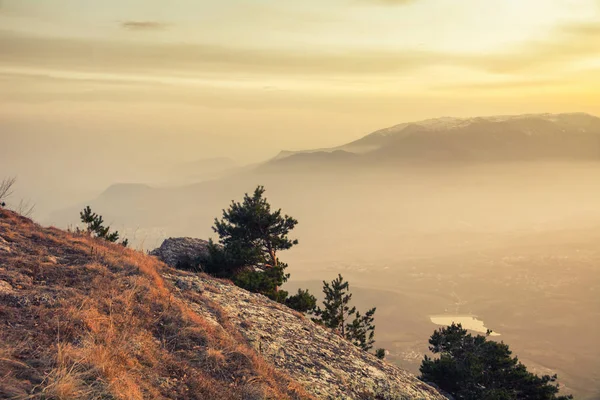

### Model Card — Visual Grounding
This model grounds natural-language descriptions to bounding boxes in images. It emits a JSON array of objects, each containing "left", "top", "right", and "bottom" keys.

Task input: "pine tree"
[
  {"left": 205, "top": 186, "right": 298, "bottom": 295},
  {"left": 79, "top": 206, "right": 128, "bottom": 247},
  {"left": 313, "top": 274, "right": 356, "bottom": 337},
  {"left": 420, "top": 323, "right": 573, "bottom": 400},
  {"left": 213, "top": 186, "right": 298, "bottom": 272},
  {"left": 314, "top": 274, "right": 382, "bottom": 354},
  {"left": 346, "top": 307, "right": 377, "bottom": 351}
]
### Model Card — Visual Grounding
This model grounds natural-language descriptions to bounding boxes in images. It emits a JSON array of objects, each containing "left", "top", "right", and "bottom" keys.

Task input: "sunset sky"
[{"left": 1, "top": 0, "right": 600, "bottom": 205}]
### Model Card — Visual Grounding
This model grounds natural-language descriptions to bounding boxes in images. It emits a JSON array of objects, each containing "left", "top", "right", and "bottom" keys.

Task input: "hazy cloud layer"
[
  {"left": 1, "top": 19, "right": 599, "bottom": 80},
  {"left": 365, "top": 0, "right": 416, "bottom": 5},
  {"left": 470, "top": 22, "right": 600, "bottom": 74},
  {"left": 121, "top": 21, "right": 168, "bottom": 31},
  {"left": 0, "top": 30, "right": 444, "bottom": 76}
]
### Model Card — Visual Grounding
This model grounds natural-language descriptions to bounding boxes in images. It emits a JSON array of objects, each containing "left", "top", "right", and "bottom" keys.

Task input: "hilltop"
[{"left": 0, "top": 208, "right": 445, "bottom": 400}]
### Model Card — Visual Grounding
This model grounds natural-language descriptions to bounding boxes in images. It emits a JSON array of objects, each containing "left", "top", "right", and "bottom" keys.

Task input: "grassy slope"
[{"left": 0, "top": 209, "right": 312, "bottom": 400}]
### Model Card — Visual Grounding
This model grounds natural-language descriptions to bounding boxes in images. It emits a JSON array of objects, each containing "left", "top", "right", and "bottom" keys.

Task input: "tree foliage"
[
  {"left": 314, "top": 274, "right": 356, "bottom": 335},
  {"left": 420, "top": 323, "right": 573, "bottom": 400},
  {"left": 313, "top": 274, "right": 379, "bottom": 352},
  {"left": 212, "top": 185, "right": 298, "bottom": 273},
  {"left": 200, "top": 186, "right": 314, "bottom": 309},
  {"left": 284, "top": 289, "right": 317, "bottom": 313},
  {"left": 198, "top": 239, "right": 246, "bottom": 277},
  {"left": 346, "top": 308, "right": 377, "bottom": 351},
  {"left": 80, "top": 206, "right": 128, "bottom": 247},
  {"left": 233, "top": 264, "right": 289, "bottom": 302}
]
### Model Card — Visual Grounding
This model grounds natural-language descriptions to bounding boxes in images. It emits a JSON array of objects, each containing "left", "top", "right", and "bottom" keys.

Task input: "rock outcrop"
[
  {"left": 150, "top": 237, "right": 209, "bottom": 267},
  {"left": 167, "top": 272, "right": 446, "bottom": 400}
]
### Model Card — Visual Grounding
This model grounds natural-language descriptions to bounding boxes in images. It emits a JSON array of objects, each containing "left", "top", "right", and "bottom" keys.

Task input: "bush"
[
  {"left": 197, "top": 240, "right": 245, "bottom": 277},
  {"left": 233, "top": 264, "right": 289, "bottom": 302},
  {"left": 284, "top": 289, "right": 317, "bottom": 313}
]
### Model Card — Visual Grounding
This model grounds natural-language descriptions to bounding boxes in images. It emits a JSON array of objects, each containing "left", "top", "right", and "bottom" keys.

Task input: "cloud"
[
  {"left": 0, "top": 29, "right": 443, "bottom": 77},
  {"left": 466, "top": 22, "right": 600, "bottom": 74},
  {"left": 121, "top": 21, "right": 168, "bottom": 31},
  {"left": 365, "top": 0, "right": 416, "bottom": 5},
  {"left": 431, "top": 78, "right": 569, "bottom": 92},
  {"left": 1, "top": 18, "right": 599, "bottom": 83}
]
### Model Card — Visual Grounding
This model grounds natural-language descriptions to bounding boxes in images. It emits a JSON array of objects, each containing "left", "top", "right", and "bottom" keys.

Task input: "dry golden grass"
[{"left": 0, "top": 209, "right": 313, "bottom": 400}]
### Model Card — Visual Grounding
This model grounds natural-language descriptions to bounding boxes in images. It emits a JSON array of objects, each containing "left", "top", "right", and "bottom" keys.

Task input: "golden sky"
[{"left": 1, "top": 0, "right": 600, "bottom": 163}]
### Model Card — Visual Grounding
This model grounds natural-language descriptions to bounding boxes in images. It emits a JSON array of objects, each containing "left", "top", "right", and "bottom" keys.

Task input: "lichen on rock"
[{"left": 165, "top": 272, "right": 447, "bottom": 400}]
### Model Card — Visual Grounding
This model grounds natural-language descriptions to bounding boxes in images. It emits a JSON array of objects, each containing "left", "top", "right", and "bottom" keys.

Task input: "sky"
[{"left": 1, "top": 0, "right": 600, "bottom": 210}]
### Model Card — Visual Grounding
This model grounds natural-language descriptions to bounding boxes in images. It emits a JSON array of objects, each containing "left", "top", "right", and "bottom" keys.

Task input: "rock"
[
  {"left": 165, "top": 272, "right": 448, "bottom": 400},
  {"left": 150, "top": 237, "right": 209, "bottom": 267},
  {"left": 0, "top": 236, "right": 10, "bottom": 253},
  {"left": 175, "top": 276, "right": 204, "bottom": 292},
  {"left": 0, "top": 279, "right": 14, "bottom": 294}
]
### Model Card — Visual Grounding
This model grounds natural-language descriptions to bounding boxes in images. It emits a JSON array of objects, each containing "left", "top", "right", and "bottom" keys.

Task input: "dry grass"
[{"left": 0, "top": 209, "right": 313, "bottom": 400}]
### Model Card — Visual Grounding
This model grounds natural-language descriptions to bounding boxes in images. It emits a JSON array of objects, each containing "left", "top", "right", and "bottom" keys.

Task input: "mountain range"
[{"left": 265, "top": 113, "right": 600, "bottom": 169}]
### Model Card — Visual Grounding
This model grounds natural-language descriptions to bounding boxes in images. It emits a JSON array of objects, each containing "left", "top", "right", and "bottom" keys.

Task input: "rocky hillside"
[{"left": 0, "top": 208, "right": 445, "bottom": 400}]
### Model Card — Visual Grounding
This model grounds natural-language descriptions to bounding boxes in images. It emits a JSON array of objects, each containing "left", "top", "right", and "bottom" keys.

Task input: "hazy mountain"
[
  {"left": 163, "top": 157, "right": 242, "bottom": 185},
  {"left": 272, "top": 113, "right": 600, "bottom": 167}
]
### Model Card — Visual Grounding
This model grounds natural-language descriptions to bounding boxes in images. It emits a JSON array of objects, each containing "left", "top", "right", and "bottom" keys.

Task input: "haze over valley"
[{"left": 28, "top": 113, "right": 600, "bottom": 399}]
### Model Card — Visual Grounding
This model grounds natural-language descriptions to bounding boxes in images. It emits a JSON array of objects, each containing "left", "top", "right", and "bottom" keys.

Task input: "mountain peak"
[{"left": 369, "top": 112, "right": 598, "bottom": 138}]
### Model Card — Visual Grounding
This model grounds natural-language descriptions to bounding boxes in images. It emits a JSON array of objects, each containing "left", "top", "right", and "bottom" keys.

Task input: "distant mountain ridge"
[{"left": 270, "top": 113, "right": 600, "bottom": 167}]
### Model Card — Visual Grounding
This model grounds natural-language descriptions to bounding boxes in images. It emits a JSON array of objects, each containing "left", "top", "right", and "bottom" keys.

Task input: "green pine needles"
[
  {"left": 420, "top": 323, "right": 573, "bottom": 400},
  {"left": 80, "top": 206, "right": 128, "bottom": 247},
  {"left": 313, "top": 274, "right": 378, "bottom": 352}
]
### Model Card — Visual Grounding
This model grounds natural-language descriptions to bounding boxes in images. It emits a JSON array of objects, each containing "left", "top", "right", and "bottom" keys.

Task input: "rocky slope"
[
  {"left": 166, "top": 272, "right": 444, "bottom": 399},
  {"left": 0, "top": 208, "right": 445, "bottom": 400}
]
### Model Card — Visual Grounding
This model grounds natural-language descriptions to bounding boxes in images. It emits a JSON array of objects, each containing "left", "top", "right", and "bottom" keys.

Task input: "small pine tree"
[
  {"left": 313, "top": 274, "right": 356, "bottom": 337},
  {"left": 313, "top": 274, "right": 379, "bottom": 352},
  {"left": 375, "top": 348, "right": 386, "bottom": 360},
  {"left": 80, "top": 206, "right": 128, "bottom": 247},
  {"left": 346, "top": 307, "right": 377, "bottom": 351}
]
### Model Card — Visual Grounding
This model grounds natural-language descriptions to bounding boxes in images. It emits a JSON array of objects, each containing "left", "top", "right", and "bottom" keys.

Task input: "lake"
[{"left": 429, "top": 315, "right": 501, "bottom": 336}]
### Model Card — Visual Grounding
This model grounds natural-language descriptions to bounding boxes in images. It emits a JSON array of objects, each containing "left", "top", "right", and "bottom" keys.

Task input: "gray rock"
[
  {"left": 175, "top": 276, "right": 204, "bottom": 292},
  {"left": 150, "top": 237, "right": 209, "bottom": 267},
  {"left": 164, "top": 272, "right": 448, "bottom": 400}
]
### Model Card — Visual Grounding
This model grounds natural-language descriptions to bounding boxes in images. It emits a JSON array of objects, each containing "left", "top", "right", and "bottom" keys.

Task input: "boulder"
[{"left": 150, "top": 237, "right": 209, "bottom": 267}]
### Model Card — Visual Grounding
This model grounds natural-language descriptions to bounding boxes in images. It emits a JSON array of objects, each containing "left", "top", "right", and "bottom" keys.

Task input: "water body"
[{"left": 430, "top": 315, "right": 501, "bottom": 336}]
